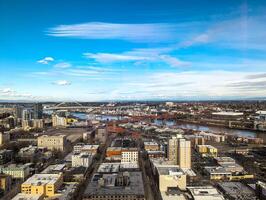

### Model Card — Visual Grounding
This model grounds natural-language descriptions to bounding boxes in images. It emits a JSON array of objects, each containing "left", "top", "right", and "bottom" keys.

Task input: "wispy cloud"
[
  {"left": 245, "top": 73, "right": 266, "bottom": 79},
  {"left": 48, "top": 22, "right": 178, "bottom": 42},
  {"left": 37, "top": 57, "right": 54, "bottom": 64},
  {"left": 54, "top": 62, "right": 72, "bottom": 68},
  {"left": 84, "top": 48, "right": 190, "bottom": 68},
  {"left": 52, "top": 80, "right": 71, "bottom": 86},
  {"left": 0, "top": 88, "right": 34, "bottom": 99}
]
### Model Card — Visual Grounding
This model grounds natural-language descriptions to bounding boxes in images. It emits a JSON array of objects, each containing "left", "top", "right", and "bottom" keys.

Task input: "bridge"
[{"left": 44, "top": 102, "right": 99, "bottom": 112}]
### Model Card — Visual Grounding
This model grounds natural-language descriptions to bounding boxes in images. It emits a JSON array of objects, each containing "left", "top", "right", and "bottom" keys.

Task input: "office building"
[
  {"left": 21, "top": 173, "right": 63, "bottom": 197},
  {"left": 0, "top": 149, "right": 13, "bottom": 164},
  {"left": 0, "top": 174, "right": 11, "bottom": 193},
  {"left": 95, "top": 126, "right": 108, "bottom": 143},
  {"left": 37, "top": 135, "right": 66, "bottom": 151},
  {"left": 218, "top": 182, "right": 256, "bottom": 200},
  {"left": 72, "top": 152, "right": 94, "bottom": 168},
  {"left": 187, "top": 186, "right": 225, "bottom": 200},
  {"left": 121, "top": 148, "right": 138, "bottom": 163},
  {"left": 0, "top": 164, "right": 30, "bottom": 180},
  {"left": 32, "top": 119, "right": 44, "bottom": 129},
  {"left": 73, "top": 143, "right": 99, "bottom": 154},
  {"left": 12, "top": 193, "right": 43, "bottom": 200},
  {"left": 0, "top": 132, "right": 10, "bottom": 145},
  {"left": 22, "top": 109, "right": 33, "bottom": 121},
  {"left": 197, "top": 145, "right": 218, "bottom": 157},
  {"left": 83, "top": 171, "right": 145, "bottom": 200},
  {"left": 168, "top": 135, "right": 191, "bottom": 169},
  {"left": 144, "top": 141, "right": 160, "bottom": 151},
  {"left": 33, "top": 103, "right": 43, "bottom": 119},
  {"left": 52, "top": 115, "right": 67, "bottom": 127}
]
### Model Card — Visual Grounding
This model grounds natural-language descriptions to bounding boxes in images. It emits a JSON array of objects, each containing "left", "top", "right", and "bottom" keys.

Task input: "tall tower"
[
  {"left": 33, "top": 103, "right": 43, "bottom": 119},
  {"left": 178, "top": 138, "right": 191, "bottom": 169},
  {"left": 167, "top": 134, "right": 191, "bottom": 169}
]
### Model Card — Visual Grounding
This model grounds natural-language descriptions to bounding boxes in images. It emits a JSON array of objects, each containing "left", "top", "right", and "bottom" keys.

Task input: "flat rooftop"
[
  {"left": 12, "top": 193, "right": 43, "bottom": 200},
  {"left": 23, "top": 173, "right": 61, "bottom": 186},
  {"left": 215, "top": 157, "right": 235, "bottom": 164},
  {"left": 144, "top": 141, "right": 159, "bottom": 146},
  {"left": 83, "top": 171, "right": 144, "bottom": 197},
  {"left": 187, "top": 186, "right": 225, "bottom": 200},
  {"left": 157, "top": 166, "right": 184, "bottom": 176},
  {"left": 41, "top": 164, "right": 66, "bottom": 173},
  {"left": 218, "top": 182, "right": 256, "bottom": 200}
]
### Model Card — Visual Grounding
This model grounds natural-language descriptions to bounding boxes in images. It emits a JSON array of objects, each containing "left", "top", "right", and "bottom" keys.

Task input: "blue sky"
[{"left": 1, "top": 0, "right": 266, "bottom": 101}]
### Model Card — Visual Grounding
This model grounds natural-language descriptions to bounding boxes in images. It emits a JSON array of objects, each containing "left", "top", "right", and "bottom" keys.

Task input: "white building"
[
  {"left": 72, "top": 153, "right": 94, "bottom": 168},
  {"left": 52, "top": 115, "right": 67, "bottom": 127},
  {"left": 187, "top": 186, "right": 225, "bottom": 200},
  {"left": 121, "top": 148, "right": 138, "bottom": 163},
  {"left": 37, "top": 135, "right": 66, "bottom": 151},
  {"left": 0, "top": 164, "right": 30, "bottom": 180}
]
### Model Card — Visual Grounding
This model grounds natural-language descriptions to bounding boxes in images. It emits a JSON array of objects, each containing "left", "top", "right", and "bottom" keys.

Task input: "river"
[
  {"left": 71, "top": 113, "right": 266, "bottom": 140},
  {"left": 153, "top": 119, "right": 266, "bottom": 141}
]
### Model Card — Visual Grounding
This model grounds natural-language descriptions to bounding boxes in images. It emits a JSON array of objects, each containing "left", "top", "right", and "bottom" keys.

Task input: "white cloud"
[
  {"left": 54, "top": 62, "right": 72, "bottom": 68},
  {"left": 52, "top": 80, "right": 71, "bottom": 86},
  {"left": 84, "top": 53, "right": 151, "bottom": 63},
  {"left": 100, "top": 70, "right": 266, "bottom": 100},
  {"left": 159, "top": 55, "right": 190, "bottom": 67},
  {"left": 48, "top": 22, "right": 178, "bottom": 42},
  {"left": 0, "top": 88, "right": 34, "bottom": 99},
  {"left": 1, "top": 88, "right": 13, "bottom": 94},
  {"left": 84, "top": 48, "right": 189, "bottom": 68},
  {"left": 37, "top": 57, "right": 54, "bottom": 64}
]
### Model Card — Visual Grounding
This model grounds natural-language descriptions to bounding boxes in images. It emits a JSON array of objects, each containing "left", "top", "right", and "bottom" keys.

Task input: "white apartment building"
[
  {"left": 0, "top": 164, "right": 30, "bottom": 180},
  {"left": 121, "top": 148, "right": 138, "bottom": 163},
  {"left": 37, "top": 135, "right": 66, "bottom": 151},
  {"left": 72, "top": 153, "right": 94, "bottom": 168},
  {"left": 52, "top": 115, "right": 67, "bottom": 127}
]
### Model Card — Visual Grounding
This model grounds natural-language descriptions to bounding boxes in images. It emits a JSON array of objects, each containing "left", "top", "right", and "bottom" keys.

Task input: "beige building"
[
  {"left": 0, "top": 132, "right": 10, "bottom": 145},
  {"left": 21, "top": 173, "right": 63, "bottom": 197},
  {"left": 52, "top": 115, "right": 67, "bottom": 127},
  {"left": 95, "top": 126, "right": 108, "bottom": 143},
  {"left": 144, "top": 141, "right": 160, "bottom": 151},
  {"left": 32, "top": 119, "right": 44, "bottom": 129},
  {"left": 197, "top": 145, "right": 218, "bottom": 157},
  {"left": 168, "top": 135, "right": 191, "bottom": 169},
  {"left": 178, "top": 139, "right": 191, "bottom": 169},
  {"left": 167, "top": 134, "right": 181, "bottom": 163},
  {"left": 157, "top": 166, "right": 187, "bottom": 191},
  {"left": 121, "top": 148, "right": 138, "bottom": 164},
  {"left": 0, "top": 174, "right": 12, "bottom": 193},
  {"left": 37, "top": 135, "right": 66, "bottom": 151}
]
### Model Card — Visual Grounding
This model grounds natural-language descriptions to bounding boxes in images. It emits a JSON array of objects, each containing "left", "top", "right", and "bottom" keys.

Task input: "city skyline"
[{"left": 1, "top": 0, "right": 266, "bottom": 101}]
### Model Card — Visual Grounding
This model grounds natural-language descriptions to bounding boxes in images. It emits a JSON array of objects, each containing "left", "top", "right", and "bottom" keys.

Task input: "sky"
[{"left": 1, "top": 0, "right": 266, "bottom": 101}]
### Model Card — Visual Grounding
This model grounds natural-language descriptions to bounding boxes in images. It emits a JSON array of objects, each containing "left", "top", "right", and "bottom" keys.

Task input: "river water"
[
  {"left": 153, "top": 119, "right": 266, "bottom": 141},
  {"left": 71, "top": 112, "right": 266, "bottom": 140}
]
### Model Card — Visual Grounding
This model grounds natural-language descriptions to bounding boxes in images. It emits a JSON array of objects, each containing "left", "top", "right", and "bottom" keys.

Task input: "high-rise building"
[
  {"left": 22, "top": 109, "right": 33, "bottom": 121},
  {"left": 167, "top": 134, "right": 191, "bottom": 169},
  {"left": 52, "top": 115, "right": 67, "bottom": 127},
  {"left": 0, "top": 132, "right": 10, "bottom": 146},
  {"left": 15, "top": 106, "right": 23, "bottom": 119},
  {"left": 177, "top": 138, "right": 191, "bottom": 169},
  {"left": 33, "top": 103, "right": 43, "bottom": 119},
  {"left": 167, "top": 134, "right": 182, "bottom": 164}
]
